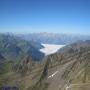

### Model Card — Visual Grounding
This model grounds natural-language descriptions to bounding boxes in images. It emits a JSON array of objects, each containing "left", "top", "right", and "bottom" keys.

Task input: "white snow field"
[{"left": 40, "top": 44, "right": 65, "bottom": 56}]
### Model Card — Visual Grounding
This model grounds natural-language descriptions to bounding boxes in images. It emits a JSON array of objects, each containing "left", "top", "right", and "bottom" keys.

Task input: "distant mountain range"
[
  {"left": 17, "top": 32, "right": 90, "bottom": 44},
  {"left": 0, "top": 33, "right": 44, "bottom": 62}
]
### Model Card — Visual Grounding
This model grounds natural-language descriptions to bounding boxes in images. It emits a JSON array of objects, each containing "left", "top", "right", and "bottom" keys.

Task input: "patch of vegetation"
[{"left": 28, "top": 82, "right": 49, "bottom": 90}]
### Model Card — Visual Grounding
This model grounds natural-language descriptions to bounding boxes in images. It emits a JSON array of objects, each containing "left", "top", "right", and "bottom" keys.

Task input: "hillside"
[
  {"left": 42, "top": 40, "right": 90, "bottom": 90},
  {"left": 27, "top": 40, "right": 90, "bottom": 90},
  {"left": 0, "top": 33, "right": 44, "bottom": 88},
  {"left": 0, "top": 39, "right": 90, "bottom": 90},
  {"left": 0, "top": 34, "right": 44, "bottom": 61},
  {"left": 0, "top": 53, "right": 5, "bottom": 62}
]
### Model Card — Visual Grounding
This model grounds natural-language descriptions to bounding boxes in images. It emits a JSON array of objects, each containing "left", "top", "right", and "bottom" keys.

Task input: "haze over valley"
[{"left": 40, "top": 44, "right": 65, "bottom": 56}]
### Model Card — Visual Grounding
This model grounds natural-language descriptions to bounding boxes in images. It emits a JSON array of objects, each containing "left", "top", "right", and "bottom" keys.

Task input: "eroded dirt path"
[{"left": 47, "top": 60, "right": 75, "bottom": 90}]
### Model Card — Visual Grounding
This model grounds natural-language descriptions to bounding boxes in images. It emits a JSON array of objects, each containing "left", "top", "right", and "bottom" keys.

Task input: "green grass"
[
  {"left": 27, "top": 82, "right": 49, "bottom": 90},
  {"left": 0, "top": 61, "right": 14, "bottom": 87},
  {"left": 70, "top": 67, "right": 90, "bottom": 90},
  {"left": 71, "top": 83, "right": 90, "bottom": 90}
]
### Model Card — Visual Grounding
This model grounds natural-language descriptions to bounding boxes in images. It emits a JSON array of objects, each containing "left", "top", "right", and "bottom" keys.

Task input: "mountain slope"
[
  {"left": 0, "top": 53, "right": 5, "bottom": 62},
  {"left": 43, "top": 40, "right": 90, "bottom": 90},
  {"left": 14, "top": 40, "right": 90, "bottom": 90},
  {"left": 0, "top": 39, "right": 90, "bottom": 90},
  {"left": 0, "top": 34, "right": 44, "bottom": 61}
]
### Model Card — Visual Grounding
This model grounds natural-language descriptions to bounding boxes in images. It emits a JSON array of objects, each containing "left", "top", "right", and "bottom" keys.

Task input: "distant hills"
[
  {"left": 17, "top": 32, "right": 90, "bottom": 44},
  {"left": 0, "top": 33, "right": 44, "bottom": 61},
  {"left": 58, "top": 40, "right": 90, "bottom": 55}
]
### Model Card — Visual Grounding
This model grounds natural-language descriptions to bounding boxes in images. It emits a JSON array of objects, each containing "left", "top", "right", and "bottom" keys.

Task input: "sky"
[{"left": 0, "top": 0, "right": 90, "bottom": 34}]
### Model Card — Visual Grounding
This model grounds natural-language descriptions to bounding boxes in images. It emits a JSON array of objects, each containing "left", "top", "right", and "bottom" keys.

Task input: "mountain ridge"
[{"left": 17, "top": 33, "right": 90, "bottom": 44}]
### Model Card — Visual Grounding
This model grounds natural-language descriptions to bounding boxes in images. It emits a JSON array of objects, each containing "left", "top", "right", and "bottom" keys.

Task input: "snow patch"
[{"left": 48, "top": 71, "right": 59, "bottom": 78}]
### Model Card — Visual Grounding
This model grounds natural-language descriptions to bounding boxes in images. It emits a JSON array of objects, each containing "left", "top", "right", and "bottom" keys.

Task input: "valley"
[{"left": 0, "top": 33, "right": 90, "bottom": 90}]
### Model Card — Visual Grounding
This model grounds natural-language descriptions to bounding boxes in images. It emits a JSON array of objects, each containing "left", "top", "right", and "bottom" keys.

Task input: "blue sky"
[{"left": 0, "top": 0, "right": 90, "bottom": 34}]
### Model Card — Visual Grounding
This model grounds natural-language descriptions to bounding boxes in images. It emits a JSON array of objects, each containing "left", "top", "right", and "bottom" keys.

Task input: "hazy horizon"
[{"left": 1, "top": 32, "right": 90, "bottom": 36}]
